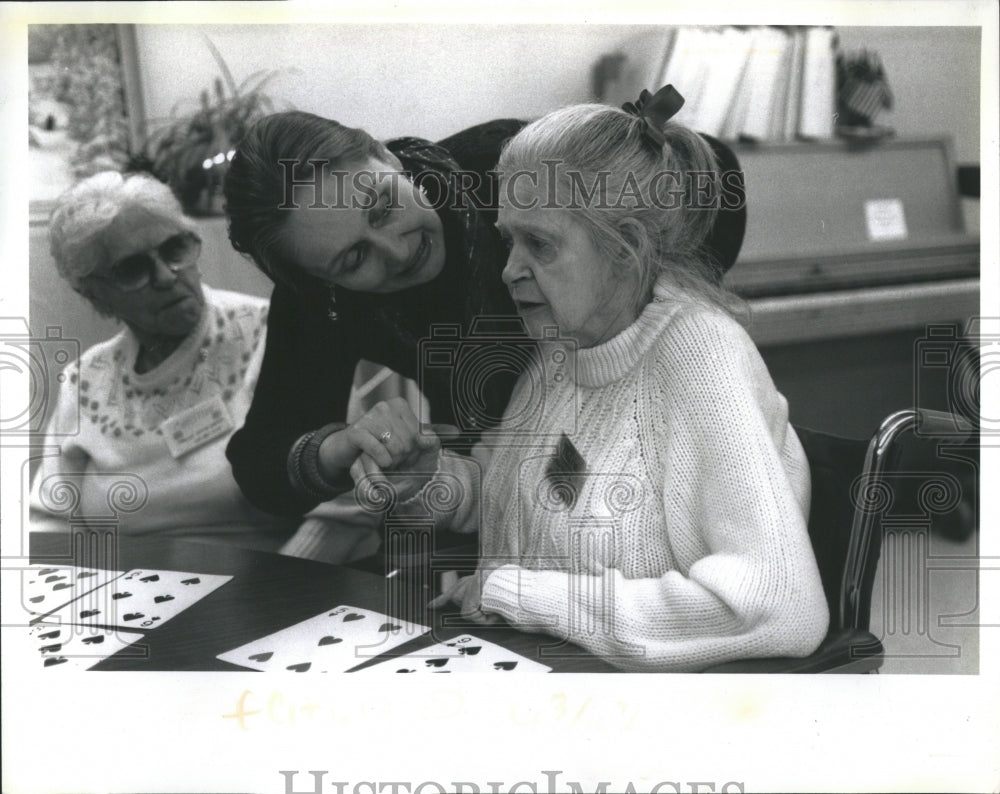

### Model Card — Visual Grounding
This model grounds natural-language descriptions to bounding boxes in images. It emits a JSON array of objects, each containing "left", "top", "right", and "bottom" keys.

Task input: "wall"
[
  {"left": 836, "top": 26, "right": 980, "bottom": 164},
  {"left": 134, "top": 23, "right": 982, "bottom": 238},
  {"left": 135, "top": 24, "right": 649, "bottom": 143},
  {"left": 134, "top": 25, "right": 981, "bottom": 161}
]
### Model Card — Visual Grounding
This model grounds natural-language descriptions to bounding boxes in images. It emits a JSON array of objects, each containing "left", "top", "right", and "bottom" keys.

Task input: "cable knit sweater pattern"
[
  {"left": 434, "top": 279, "right": 829, "bottom": 671},
  {"left": 30, "top": 286, "right": 293, "bottom": 550}
]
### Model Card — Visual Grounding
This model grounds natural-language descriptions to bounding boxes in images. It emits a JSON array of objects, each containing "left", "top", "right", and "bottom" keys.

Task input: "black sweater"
[
  {"left": 226, "top": 120, "right": 527, "bottom": 516},
  {"left": 226, "top": 120, "right": 746, "bottom": 517}
]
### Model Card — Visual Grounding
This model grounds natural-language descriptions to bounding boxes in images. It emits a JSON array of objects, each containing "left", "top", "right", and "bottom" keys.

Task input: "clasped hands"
[
  {"left": 316, "top": 397, "right": 500, "bottom": 623},
  {"left": 317, "top": 397, "right": 444, "bottom": 502}
]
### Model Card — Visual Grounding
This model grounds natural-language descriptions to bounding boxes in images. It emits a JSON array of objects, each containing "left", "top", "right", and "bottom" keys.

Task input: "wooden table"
[{"left": 28, "top": 532, "right": 618, "bottom": 673}]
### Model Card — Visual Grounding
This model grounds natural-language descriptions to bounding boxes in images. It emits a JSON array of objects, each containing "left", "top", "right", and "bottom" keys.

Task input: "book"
[
  {"left": 737, "top": 26, "right": 791, "bottom": 141},
  {"left": 658, "top": 26, "right": 712, "bottom": 129},
  {"left": 694, "top": 26, "right": 755, "bottom": 137},
  {"left": 798, "top": 26, "right": 837, "bottom": 139},
  {"left": 781, "top": 27, "right": 809, "bottom": 142},
  {"left": 767, "top": 28, "right": 796, "bottom": 141}
]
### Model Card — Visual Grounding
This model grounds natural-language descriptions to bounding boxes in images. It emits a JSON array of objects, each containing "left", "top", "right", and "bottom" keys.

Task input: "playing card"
[
  {"left": 16, "top": 565, "right": 124, "bottom": 619},
  {"left": 42, "top": 568, "right": 231, "bottom": 630},
  {"left": 217, "top": 605, "right": 430, "bottom": 672},
  {"left": 28, "top": 622, "right": 146, "bottom": 671},
  {"left": 359, "top": 633, "right": 553, "bottom": 673}
]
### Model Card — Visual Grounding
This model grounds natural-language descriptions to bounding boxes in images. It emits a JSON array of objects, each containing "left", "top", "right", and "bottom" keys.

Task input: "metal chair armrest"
[{"left": 841, "top": 407, "right": 973, "bottom": 629}]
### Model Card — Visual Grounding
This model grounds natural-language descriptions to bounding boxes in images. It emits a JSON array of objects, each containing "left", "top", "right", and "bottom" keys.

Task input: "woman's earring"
[{"left": 327, "top": 284, "right": 338, "bottom": 322}]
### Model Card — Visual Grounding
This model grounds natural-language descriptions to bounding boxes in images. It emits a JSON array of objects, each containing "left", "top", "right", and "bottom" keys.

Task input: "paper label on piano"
[
  {"left": 161, "top": 394, "right": 234, "bottom": 458},
  {"left": 864, "top": 198, "right": 908, "bottom": 241}
]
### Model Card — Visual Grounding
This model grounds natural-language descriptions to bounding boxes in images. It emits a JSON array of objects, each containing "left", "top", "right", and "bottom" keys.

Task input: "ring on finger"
[{"left": 378, "top": 430, "right": 392, "bottom": 444}]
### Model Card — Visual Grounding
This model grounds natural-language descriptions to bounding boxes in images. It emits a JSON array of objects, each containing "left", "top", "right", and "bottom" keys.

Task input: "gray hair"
[
  {"left": 497, "top": 104, "right": 738, "bottom": 314},
  {"left": 49, "top": 171, "right": 194, "bottom": 293}
]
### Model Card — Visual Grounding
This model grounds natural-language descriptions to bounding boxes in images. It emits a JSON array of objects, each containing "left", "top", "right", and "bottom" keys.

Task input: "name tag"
[{"left": 161, "top": 395, "right": 234, "bottom": 458}]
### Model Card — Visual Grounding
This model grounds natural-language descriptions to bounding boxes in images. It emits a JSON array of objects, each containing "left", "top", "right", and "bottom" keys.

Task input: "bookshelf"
[{"left": 599, "top": 26, "right": 842, "bottom": 144}]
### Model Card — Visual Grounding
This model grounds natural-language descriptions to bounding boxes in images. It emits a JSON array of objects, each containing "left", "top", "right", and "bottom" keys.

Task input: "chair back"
[
  {"left": 793, "top": 426, "right": 874, "bottom": 630},
  {"left": 798, "top": 408, "right": 976, "bottom": 634},
  {"left": 707, "top": 408, "right": 973, "bottom": 673}
]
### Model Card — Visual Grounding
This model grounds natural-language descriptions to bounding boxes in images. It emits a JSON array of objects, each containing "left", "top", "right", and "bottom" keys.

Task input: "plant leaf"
[{"left": 202, "top": 34, "right": 238, "bottom": 97}]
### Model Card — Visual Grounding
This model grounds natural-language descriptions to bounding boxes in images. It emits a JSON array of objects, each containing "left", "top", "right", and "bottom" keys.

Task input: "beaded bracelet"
[{"left": 287, "top": 422, "right": 352, "bottom": 500}]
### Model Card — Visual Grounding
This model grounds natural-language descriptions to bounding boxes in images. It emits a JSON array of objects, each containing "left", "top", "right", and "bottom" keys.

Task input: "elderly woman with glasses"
[{"left": 29, "top": 170, "right": 295, "bottom": 550}]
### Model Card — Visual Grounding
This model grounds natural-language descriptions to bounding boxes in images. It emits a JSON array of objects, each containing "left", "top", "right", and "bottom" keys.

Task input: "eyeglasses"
[{"left": 96, "top": 232, "right": 202, "bottom": 292}]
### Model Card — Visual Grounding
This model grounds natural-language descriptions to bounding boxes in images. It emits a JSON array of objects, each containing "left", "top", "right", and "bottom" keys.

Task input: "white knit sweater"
[
  {"left": 29, "top": 286, "right": 294, "bottom": 551},
  {"left": 434, "top": 278, "right": 829, "bottom": 671}
]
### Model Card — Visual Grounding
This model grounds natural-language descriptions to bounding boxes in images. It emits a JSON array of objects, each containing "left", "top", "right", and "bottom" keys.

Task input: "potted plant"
[{"left": 138, "top": 40, "right": 290, "bottom": 216}]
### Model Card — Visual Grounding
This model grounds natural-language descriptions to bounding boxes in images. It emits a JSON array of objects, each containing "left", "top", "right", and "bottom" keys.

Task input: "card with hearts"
[
  {"left": 359, "top": 633, "right": 553, "bottom": 673},
  {"left": 217, "top": 605, "right": 430, "bottom": 673},
  {"left": 28, "top": 622, "right": 146, "bottom": 671},
  {"left": 40, "top": 568, "right": 231, "bottom": 630},
  {"left": 17, "top": 565, "right": 125, "bottom": 619}
]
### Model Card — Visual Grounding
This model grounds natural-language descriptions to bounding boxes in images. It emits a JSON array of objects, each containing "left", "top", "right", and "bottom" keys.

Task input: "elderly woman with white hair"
[
  {"left": 353, "top": 88, "right": 830, "bottom": 671},
  {"left": 30, "top": 170, "right": 295, "bottom": 550}
]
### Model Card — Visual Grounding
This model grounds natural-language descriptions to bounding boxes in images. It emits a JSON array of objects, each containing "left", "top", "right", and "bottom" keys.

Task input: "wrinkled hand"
[
  {"left": 350, "top": 444, "right": 441, "bottom": 504},
  {"left": 428, "top": 569, "right": 504, "bottom": 625},
  {"left": 318, "top": 398, "right": 440, "bottom": 490}
]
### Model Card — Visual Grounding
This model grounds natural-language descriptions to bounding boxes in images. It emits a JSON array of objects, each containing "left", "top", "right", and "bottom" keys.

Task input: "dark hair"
[{"left": 224, "top": 110, "right": 390, "bottom": 290}]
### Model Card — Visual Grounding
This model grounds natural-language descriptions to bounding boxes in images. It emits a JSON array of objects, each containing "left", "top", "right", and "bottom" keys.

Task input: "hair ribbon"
[{"left": 621, "top": 85, "right": 685, "bottom": 149}]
